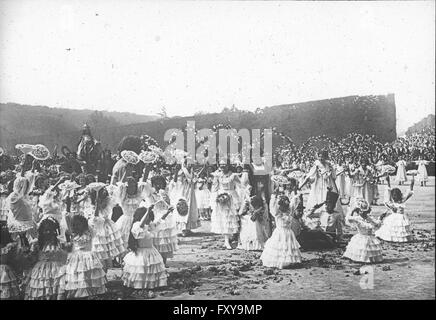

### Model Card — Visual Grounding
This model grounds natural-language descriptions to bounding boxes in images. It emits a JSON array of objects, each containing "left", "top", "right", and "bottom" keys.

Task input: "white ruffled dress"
[
  {"left": 210, "top": 172, "right": 240, "bottom": 235},
  {"left": 237, "top": 202, "right": 268, "bottom": 251},
  {"left": 0, "top": 243, "right": 20, "bottom": 300},
  {"left": 24, "top": 244, "right": 68, "bottom": 300},
  {"left": 115, "top": 182, "right": 152, "bottom": 250},
  {"left": 62, "top": 231, "right": 107, "bottom": 299},
  {"left": 195, "top": 178, "right": 211, "bottom": 210},
  {"left": 343, "top": 216, "right": 383, "bottom": 263},
  {"left": 122, "top": 222, "right": 168, "bottom": 289},
  {"left": 89, "top": 203, "right": 126, "bottom": 260},
  {"left": 375, "top": 194, "right": 413, "bottom": 243},
  {"left": 260, "top": 201, "right": 302, "bottom": 268}
]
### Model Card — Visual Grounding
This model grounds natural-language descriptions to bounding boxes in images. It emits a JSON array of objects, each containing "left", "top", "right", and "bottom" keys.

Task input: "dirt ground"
[{"left": 101, "top": 178, "right": 435, "bottom": 300}]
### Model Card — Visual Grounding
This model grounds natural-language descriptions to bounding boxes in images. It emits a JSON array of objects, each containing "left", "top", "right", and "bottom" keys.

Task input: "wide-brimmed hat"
[
  {"left": 15, "top": 144, "right": 35, "bottom": 155},
  {"left": 87, "top": 182, "right": 106, "bottom": 192},
  {"left": 271, "top": 174, "right": 289, "bottom": 185},
  {"left": 30, "top": 144, "right": 50, "bottom": 160},
  {"left": 139, "top": 150, "right": 158, "bottom": 164},
  {"left": 121, "top": 150, "right": 140, "bottom": 165}
]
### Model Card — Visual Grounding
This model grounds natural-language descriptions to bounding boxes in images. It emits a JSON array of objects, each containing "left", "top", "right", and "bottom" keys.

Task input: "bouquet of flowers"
[
  {"left": 250, "top": 207, "right": 264, "bottom": 222},
  {"left": 176, "top": 198, "right": 189, "bottom": 217},
  {"left": 216, "top": 192, "right": 231, "bottom": 206}
]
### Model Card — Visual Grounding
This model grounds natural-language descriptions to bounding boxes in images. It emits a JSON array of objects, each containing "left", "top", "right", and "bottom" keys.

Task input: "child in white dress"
[
  {"left": 237, "top": 195, "right": 268, "bottom": 251},
  {"left": 375, "top": 176, "right": 414, "bottom": 243},
  {"left": 261, "top": 195, "right": 302, "bottom": 269},
  {"left": 343, "top": 199, "right": 383, "bottom": 263},
  {"left": 122, "top": 207, "right": 168, "bottom": 299},
  {"left": 415, "top": 157, "right": 429, "bottom": 186},
  {"left": 88, "top": 184, "right": 126, "bottom": 268},
  {"left": 62, "top": 215, "right": 107, "bottom": 299},
  {"left": 211, "top": 162, "right": 241, "bottom": 249},
  {"left": 195, "top": 176, "right": 211, "bottom": 221},
  {"left": 24, "top": 218, "right": 68, "bottom": 300},
  {"left": 395, "top": 158, "right": 407, "bottom": 185},
  {"left": 0, "top": 222, "right": 21, "bottom": 300},
  {"left": 114, "top": 176, "right": 152, "bottom": 250}
]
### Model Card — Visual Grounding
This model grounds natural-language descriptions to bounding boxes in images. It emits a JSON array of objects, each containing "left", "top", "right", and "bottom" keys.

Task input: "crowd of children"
[{"left": 0, "top": 133, "right": 430, "bottom": 300}]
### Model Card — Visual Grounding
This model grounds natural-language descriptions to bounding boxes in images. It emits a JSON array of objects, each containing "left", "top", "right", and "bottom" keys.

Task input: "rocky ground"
[{"left": 97, "top": 178, "right": 435, "bottom": 300}]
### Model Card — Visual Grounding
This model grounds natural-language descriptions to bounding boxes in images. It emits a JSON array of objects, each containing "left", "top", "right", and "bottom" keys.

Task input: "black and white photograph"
[{"left": 0, "top": 0, "right": 434, "bottom": 307}]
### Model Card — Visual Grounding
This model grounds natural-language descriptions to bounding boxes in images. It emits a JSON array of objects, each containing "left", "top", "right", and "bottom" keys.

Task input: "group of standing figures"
[{"left": 0, "top": 139, "right": 430, "bottom": 300}]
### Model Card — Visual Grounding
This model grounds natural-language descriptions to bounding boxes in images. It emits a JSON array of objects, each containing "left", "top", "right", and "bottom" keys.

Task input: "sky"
[{"left": 0, "top": 0, "right": 434, "bottom": 134}]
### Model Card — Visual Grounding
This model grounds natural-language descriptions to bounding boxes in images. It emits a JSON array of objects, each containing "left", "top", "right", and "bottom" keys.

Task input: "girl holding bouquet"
[
  {"left": 168, "top": 161, "right": 200, "bottom": 236},
  {"left": 211, "top": 161, "right": 241, "bottom": 249}
]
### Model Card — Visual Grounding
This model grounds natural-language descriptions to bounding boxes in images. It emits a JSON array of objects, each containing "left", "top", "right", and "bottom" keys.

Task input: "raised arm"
[
  {"left": 142, "top": 164, "right": 151, "bottom": 182},
  {"left": 299, "top": 163, "right": 317, "bottom": 189}
]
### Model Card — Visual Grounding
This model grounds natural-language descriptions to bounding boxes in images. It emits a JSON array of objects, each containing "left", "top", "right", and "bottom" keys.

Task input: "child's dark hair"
[
  {"left": 151, "top": 175, "right": 167, "bottom": 191},
  {"left": 127, "top": 207, "right": 148, "bottom": 254},
  {"left": 111, "top": 205, "right": 124, "bottom": 223},
  {"left": 38, "top": 218, "right": 60, "bottom": 248},
  {"left": 288, "top": 178, "right": 298, "bottom": 189},
  {"left": 390, "top": 188, "right": 403, "bottom": 203},
  {"left": 250, "top": 196, "right": 263, "bottom": 209},
  {"left": 71, "top": 215, "right": 89, "bottom": 236},
  {"left": 90, "top": 188, "right": 109, "bottom": 206},
  {"left": 86, "top": 174, "right": 96, "bottom": 184},
  {"left": 0, "top": 221, "right": 13, "bottom": 248},
  {"left": 278, "top": 195, "right": 290, "bottom": 209}
]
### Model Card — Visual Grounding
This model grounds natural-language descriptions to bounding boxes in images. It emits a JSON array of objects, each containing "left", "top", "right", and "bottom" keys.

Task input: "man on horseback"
[{"left": 77, "top": 123, "right": 102, "bottom": 175}]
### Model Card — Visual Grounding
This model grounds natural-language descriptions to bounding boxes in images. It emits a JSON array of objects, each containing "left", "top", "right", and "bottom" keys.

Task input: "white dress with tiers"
[
  {"left": 210, "top": 172, "right": 240, "bottom": 235},
  {"left": 343, "top": 215, "right": 383, "bottom": 263}
]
